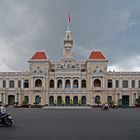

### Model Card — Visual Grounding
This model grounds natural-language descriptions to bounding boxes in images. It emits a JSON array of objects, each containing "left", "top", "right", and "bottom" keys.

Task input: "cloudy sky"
[{"left": 0, "top": 0, "right": 140, "bottom": 72}]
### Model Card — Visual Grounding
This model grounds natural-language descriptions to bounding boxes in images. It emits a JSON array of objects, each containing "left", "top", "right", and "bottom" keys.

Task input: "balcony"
[
  {"left": 33, "top": 87, "right": 43, "bottom": 91},
  {"left": 93, "top": 87, "right": 103, "bottom": 91},
  {"left": 49, "top": 88, "right": 87, "bottom": 94}
]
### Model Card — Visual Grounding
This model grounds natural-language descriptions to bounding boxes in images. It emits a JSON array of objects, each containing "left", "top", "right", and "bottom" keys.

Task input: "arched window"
[
  {"left": 24, "top": 80, "right": 29, "bottom": 88},
  {"left": 57, "top": 79, "right": 62, "bottom": 88},
  {"left": 50, "top": 80, "right": 54, "bottom": 88},
  {"left": 35, "top": 95, "right": 41, "bottom": 104},
  {"left": 73, "top": 79, "right": 78, "bottom": 88},
  {"left": 35, "top": 79, "right": 42, "bottom": 87},
  {"left": 81, "top": 80, "right": 86, "bottom": 88},
  {"left": 65, "top": 96, "right": 70, "bottom": 106},
  {"left": 81, "top": 96, "right": 86, "bottom": 106},
  {"left": 107, "top": 96, "right": 112, "bottom": 103},
  {"left": 108, "top": 79, "right": 112, "bottom": 88},
  {"left": 73, "top": 96, "right": 78, "bottom": 106},
  {"left": 95, "top": 95, "right": 101, "bottom": 105},
  {"left": 57, "top": 96, "right": 62, "bottom": 106},
  {"left": 94, "top": 79, "right": 101, "bottom": 87},
  {"left": 49, "top": 96, "right": 54, "bottom": 106},
  {"left": 65, "top": 79, "right": 70, "bottom": 88}
]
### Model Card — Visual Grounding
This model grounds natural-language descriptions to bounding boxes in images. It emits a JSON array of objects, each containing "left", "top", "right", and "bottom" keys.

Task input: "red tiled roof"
[
  {"left": 31, "top": 52, "right": 47, "bottom": 60},
  {"left": 89, "top": 51, "right": 106, "bottom": 60}
]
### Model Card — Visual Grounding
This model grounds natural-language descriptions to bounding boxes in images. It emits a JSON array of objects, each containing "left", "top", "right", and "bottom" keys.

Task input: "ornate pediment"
[
  {"left": 32, "top": 67, "right": 44, "bottom": 77},
  {"left": 94, "top": 66, "right": 102, "bottom": 74},
  {"left": 54, "top": 63, "right": 81, "bottom": 72}
]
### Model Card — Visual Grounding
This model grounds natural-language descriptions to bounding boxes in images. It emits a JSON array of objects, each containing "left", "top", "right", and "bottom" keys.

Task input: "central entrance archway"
[
  {"left": 8, "top": 95, "right": 15, "bottom": 105},
  {"left": 122, "top": 95, "right": 129, "bottom": 107},
  {"left": 73, "top": 96, "right": 78, "bottom": 106}
]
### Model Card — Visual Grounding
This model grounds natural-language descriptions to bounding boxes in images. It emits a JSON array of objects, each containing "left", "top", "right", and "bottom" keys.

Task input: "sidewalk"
[{"left": 42, "top": 106, "right": 92, "bottom": 109}]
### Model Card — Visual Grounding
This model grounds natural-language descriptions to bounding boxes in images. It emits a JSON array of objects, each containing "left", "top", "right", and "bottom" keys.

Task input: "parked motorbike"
[{"left": 0, "top": 114, "right": 13, "bottom": 127}]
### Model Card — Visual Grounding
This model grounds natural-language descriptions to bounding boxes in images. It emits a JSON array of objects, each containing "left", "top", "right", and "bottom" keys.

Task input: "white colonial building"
[{"left": 0, "top": 28, "right": 140, "bottom": 107}]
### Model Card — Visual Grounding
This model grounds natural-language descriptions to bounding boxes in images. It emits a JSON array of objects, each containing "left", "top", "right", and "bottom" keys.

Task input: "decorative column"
[
  {"left": 3, "top": 93, "right": 6, "bottom": 105},
  {"left": 55, "top": 79, "right": 57, "bottom": 89},
  {"left": 79, "top": 79, "right": 81, "bottom": 89},
  {"left": 115, "top": 94, "right": 118, "bottom": 104},
  {"left": 63, "top": 78, "right": 65, "bottom": 89},
  {"left": 128, "top": 79, "right": 131, "bottom": 88},
  {"left": 71, "top": 78, "right": 73, "bottom": 89},
  {"left": 91, "top": 77, "right": 93, "bottom": 90},
  {"left": 119, "top": 93, "right": 122, "bottom": 99},
  {"left": 18, "top": 93, "right": 21, "bottom": 106},
  {"left": 136, "top": 93, "right": 138, "bottom": 99},
  {"left": 15, "top": 94, "right": 18, "bottom": 103},
  {"left": 6, "top": 80, "right": 9, "bottom": 88},
  {"left": 21, "top": 79, "right": 24, "bottom": 88},
  {"left": 113, "top": 79, "right": 115, "bottom": 88},
  {"left": 0, "top": 93, "right": 2, "bottom": 103},
  {"left": 119, "top": 79, "right": 122, "bottom": 89}
]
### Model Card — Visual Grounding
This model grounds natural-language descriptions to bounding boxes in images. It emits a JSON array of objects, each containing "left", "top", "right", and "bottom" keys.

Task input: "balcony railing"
[
  {"left": 93, "top": 87, "right": 103, "bottom": 91},
  {"left": 33, "top": 87, "right": 43, "bottom": 91},
  {"left": 49, "top": 88, "right": 87, "bottom": 94}
]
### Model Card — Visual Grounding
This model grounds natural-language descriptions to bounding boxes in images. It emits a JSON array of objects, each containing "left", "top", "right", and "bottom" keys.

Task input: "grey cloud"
[{"left": 0, "top": 0, "right": 140, "bottom": 71}]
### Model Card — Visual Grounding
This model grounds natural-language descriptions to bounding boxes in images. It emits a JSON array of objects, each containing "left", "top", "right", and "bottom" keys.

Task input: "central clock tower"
[{"left": 63, "top": 27, "right": 74, "bottom": 60}]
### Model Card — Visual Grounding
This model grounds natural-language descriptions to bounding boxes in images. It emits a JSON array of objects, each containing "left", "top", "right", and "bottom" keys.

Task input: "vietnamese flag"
[{"left": 68, "top": 12, "right": 71, "bottom": 23}]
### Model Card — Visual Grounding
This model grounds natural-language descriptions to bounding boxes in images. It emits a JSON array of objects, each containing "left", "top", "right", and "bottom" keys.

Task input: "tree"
[
  {"left": 118, "top": 99, "right": 122, "bottom": 107},
  {"left": 135, "top": 98, "right": 140, "bottom": 107}
]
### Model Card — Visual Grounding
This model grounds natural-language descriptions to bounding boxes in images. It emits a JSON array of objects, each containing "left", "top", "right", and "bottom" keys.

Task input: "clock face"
[{"left": 66, "top": 48, "right": 71, "bottom": 54}]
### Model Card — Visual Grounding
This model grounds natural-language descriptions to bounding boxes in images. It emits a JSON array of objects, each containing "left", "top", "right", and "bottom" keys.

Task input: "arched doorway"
[
  {"left": 81, "top": 96, "right": 86, "bottom": 106},
  {"left": 35, "top": 95, "right": 41, "bottom": 105},
  {"left": 95, "top": 95, "right": 101, "bottom": 106},
  {"left": 73, "top": 96, "right": 78, "bottom": 106},
  {"left": 57, "top": 96, "right": 62, "bottom": 106},
  {"left": 65, "top": 96, "right": 70, "bottom": 106},
  {"left": 8, "top": 95, "right": 15, "bottom": 105},
  {"left": 49, "top": 96, "right": 54, "bottom": 106}
]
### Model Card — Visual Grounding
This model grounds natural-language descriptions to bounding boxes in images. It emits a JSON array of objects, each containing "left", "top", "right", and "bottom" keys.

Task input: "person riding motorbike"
[
  {"left": 0, "top": 104, "right": 6, "bottom": 116},
  {"left": 102, "top": 103, "right": 109, "bottom": 111}
]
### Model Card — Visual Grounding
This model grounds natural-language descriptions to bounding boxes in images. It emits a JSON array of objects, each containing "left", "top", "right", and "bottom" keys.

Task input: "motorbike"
[
  {"left": 0, "top": 114, "right": 13, "bottom": 127},
  {"left": 102, "top": 104, "right": 109, "bottom": 111}
]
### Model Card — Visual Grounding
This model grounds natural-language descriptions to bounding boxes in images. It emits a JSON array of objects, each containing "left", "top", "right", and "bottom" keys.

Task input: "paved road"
[{"left": 0, "top": 107, "right": 140, "bottom": 140}]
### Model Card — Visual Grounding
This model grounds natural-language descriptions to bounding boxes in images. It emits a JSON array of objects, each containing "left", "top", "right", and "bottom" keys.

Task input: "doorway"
[
  {"left": 122, "top": 95, "right": 129, "bottom": 107},
  {"left": 8, "top": 95, "right": 15, "bottom": 105}
]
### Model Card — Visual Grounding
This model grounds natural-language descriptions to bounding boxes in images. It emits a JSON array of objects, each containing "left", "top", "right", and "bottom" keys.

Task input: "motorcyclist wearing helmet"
[{"left": 0, "top": 103, "right": 6, "bottom": 116}]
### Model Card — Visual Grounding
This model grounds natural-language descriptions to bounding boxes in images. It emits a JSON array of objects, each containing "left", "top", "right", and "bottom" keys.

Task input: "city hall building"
[{"left": 0, "top": 28, "right": 140, "bottom": 107}]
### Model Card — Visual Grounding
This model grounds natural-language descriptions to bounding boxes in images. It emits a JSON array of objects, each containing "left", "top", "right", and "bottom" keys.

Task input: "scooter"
[
  {"left": 0, "top": 114, "right": 13, "bottom": 127},
  {"left": 102, "top": 105, "right": 109, "bottom": 111}
]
